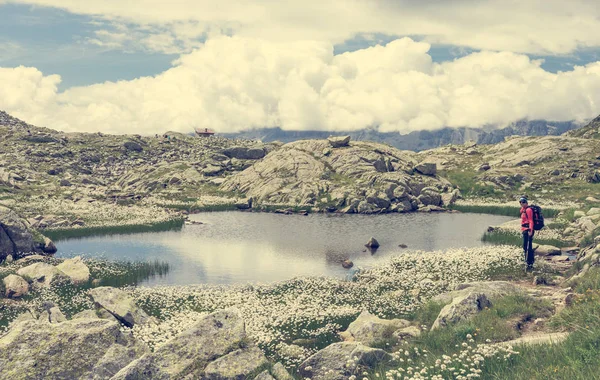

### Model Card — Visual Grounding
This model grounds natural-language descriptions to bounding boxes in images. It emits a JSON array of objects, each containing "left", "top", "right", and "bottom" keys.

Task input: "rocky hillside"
[
  {"left": 418, "top": 136, "right": 600, "bottom": 200},
  {"left": 0, "top": 111, "right": 275, "bottom": 226},
  {"left": 222, "top": 119, "right": 584, "bottom": 152},
  {"left": 565, "top": 114, "right": 600, "bottom": 139},
  {"left": 221, "top": 137, "right": 458, "bottom": 213}
]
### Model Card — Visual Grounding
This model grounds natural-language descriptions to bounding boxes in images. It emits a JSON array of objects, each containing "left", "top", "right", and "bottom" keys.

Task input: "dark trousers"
[{"left": 522, "top": 230, "right": 535, "bottom": 268}]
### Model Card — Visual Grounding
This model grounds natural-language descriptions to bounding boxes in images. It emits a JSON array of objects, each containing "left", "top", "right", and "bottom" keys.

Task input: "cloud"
[
  {"left": 2, "top": 36, "right": 600, "bottom": 135},
  {"left": 5, "top": 0, "right": 600, "bottom": 55}
]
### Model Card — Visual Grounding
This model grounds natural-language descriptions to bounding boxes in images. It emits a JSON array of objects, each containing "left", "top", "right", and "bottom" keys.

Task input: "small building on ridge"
[{"left": 195, "top": 128, "right": 215, "bottom": 137}]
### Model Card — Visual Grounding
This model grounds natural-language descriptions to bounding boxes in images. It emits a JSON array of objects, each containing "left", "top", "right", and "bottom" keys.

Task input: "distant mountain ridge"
[{"left": 222, "top": 119, "right": 585, "bottom": 151}]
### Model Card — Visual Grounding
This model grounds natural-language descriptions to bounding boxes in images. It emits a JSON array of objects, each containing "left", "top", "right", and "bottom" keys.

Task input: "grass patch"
[
  {"left": 450, "top": 204, "right": 561, "bottom": 218},
  {"left": 480, "top": 290, "right": 600, "bottom": 379},
  {"left": 481, "top": 230, "right": 575, "bottom": 248},
  {"left": 42, "top": 218, "right": 184, "bottom": 241},
  {"left": 569, "top": 266, "right": 600, "bottom": 294},
  {"left": 442, "top": 170, "right": 501, "bottom": 197}
]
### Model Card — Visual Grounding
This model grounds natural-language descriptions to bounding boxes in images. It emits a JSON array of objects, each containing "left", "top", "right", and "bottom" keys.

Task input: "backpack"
[{"left": 528, "top": 205, "right": 544, "bottom": 230}]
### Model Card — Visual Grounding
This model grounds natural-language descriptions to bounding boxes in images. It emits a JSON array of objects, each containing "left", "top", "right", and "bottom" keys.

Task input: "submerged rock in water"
[{"left": 365, "top": 237, "right": 380, "bottom": 248}]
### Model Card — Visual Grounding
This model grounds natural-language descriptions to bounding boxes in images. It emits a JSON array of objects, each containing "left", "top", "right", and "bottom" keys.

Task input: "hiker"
[{"left": 520, "top": 196, "right": 535, "bottom": 271}]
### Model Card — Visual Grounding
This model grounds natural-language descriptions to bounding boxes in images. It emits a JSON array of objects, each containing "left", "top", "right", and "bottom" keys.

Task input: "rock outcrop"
[
  {"left": 112, "top": 308, "right": 260, "bottom": 379},
  {"left": 220, "top": 139, "right": 456, "bottom": 213},
  {"left": 0, "top": 206, "right": 55, "bottom": 261},
  {"left": 0, "top": 318, "right": 147, "bottom": 379}
]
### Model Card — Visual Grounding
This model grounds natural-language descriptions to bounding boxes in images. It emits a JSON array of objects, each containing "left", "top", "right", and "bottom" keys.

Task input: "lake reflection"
[{"left": 55, "top": 212, "right": 514, "bottom": 286}]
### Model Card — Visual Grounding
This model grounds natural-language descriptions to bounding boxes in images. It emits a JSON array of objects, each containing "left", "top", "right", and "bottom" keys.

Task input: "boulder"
[
  {"left": 123, "top": 141, "right": 143, "bottom": 152},
  {"left": 588, "top": 207, "right": 600, "bottom": 216},
  {"left": 56, "top": 256, "right": 90, "bottom": 284},
  {"left": 414, "top": 162, "right": 437, "bottom": 176},
  {"left": 339, "top": 310, "right": 410, "bottom": 346},
  {"left": 298, "top": 342, "right": 391, "bottom": 380},
  {"left": 203, "top": 164, "right": 225, "bottom": 176},
  {"left": 3, "top": 274, "right": 29, "bottom": 298},
  {"left": 534, "top": 245, "right": 562, "bottom": 256},
  {"left": 203, "top": 346, "right": 269, "bottom": 380},
  {"left": 222, "top": 146, "right": 266, "bottom": 160},
  {"left": 418, "top": 187, "right": 442, "bottom": 206},
  {"left": 16, "top": 262, "right": 69, "bottom": 287},
  {"left": 255, "top": 370, "right": 276, "bottom": 380},
  {"left": 328, "top": 135, "right": 351, "bottom": 148},
  {"left": 0, "top": 319, "right": 147, "bottom": 379},
  {"left": 271, "top": 362, "right": 294, "bottom": 380},
  {"left": 112, "top": 309, "right": 249, "bottom": 379},
  {"left": 0, "top": 206, "right": 50, "bottom": 261},
  {"left": 431, "top": 281, "right": 522, "bottom": 329},
  {"left": 432, "top": 292, "right": 491, "bottom": 329},
  {"left": 89, "top": 287, "right": 149, "bottom": 328}
]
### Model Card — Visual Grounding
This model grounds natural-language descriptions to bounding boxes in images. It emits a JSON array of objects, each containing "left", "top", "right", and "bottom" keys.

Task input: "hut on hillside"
[{"left": 195, "top": 127, "right": 215, "bottom": 137}]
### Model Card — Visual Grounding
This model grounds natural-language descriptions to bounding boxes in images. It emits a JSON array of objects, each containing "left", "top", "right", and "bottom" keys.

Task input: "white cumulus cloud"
[
  {"left": 1, "top": 36, "right": 600, "bottom": 135},
  {"left": 5, "top": 0, "right": 600, "bottom": 55}
]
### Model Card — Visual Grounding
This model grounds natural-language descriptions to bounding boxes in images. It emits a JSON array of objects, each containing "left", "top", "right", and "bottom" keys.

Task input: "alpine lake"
[{"left": 51, "top": 211, "right": 514, "bottom": 286}]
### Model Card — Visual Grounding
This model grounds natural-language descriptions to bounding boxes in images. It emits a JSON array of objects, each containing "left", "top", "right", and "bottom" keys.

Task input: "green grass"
[
  {"left": 42, "top": 218, "right": 185, "bottom": 241},
  {"left": 481, "top": 230, "right": 575, "bottom": 248},
  {"left": 481, "top": 290, "right": 600, "bottom": 380},
  {"left": 450, "top": 204, "right": 561, "bottom": 218},
  {"left": 441, "top": 170, "right": 498, "bottom": 196}
]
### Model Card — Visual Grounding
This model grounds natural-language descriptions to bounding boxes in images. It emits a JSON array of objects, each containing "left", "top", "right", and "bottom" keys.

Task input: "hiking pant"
[{"left": 522, "top": 230, "right": 535, "bottom": 268}]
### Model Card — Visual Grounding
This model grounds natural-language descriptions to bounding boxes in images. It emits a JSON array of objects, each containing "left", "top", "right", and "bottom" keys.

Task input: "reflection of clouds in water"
[
  {"left": 155, "top": 236, "right": 333, "bottom": 284},
  {"left": 57, "top": 212, "right": 515, "bottom": 285}
]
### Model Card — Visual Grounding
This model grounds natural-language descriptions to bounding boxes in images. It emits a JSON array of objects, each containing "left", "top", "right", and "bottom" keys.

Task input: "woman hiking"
[{"left": 519, "top": 196, "right": 535, "bottom": 271}]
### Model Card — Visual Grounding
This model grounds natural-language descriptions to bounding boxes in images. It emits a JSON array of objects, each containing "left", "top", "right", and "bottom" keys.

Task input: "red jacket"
[{"left": 520, "top": 206, "right": 534, "bottom": 233}]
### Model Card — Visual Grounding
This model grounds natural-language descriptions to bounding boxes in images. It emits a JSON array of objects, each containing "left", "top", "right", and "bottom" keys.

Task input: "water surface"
[{"left": 55, "top": 212, "right": 514, "bottom": 286}]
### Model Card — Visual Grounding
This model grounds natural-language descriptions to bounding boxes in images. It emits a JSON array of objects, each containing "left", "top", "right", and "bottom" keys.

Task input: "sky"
[{"left": 1, "top": 0, "right": 600, "bottom": 135}]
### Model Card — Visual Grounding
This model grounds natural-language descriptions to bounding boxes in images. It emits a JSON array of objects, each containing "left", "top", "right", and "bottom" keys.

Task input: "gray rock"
[
  {"left": 298, "top": 342, "right": 391, "bottom": 379},
  {"left": 254, "top": 370, "right": 276, "bottom": 380},
  {"left": 414, "top": 162, "right": 437, "bottom": 176},
  {"left": 56, "top": 256, "right": 90, "bottom": 284},
  {"left": 431, "top": 281, "right": 522, "bottom": 329},
  {"left": 365, "top": 237, "right": 380, "bottom": 248},
  {"left": 393, "top": 326, "right": 422, "bottom": 340},
  {"left": 123, "top": 141, "right": 143, "bottom": 152},
  {"left": 222, "top": 146, "right": 266, "bottom": 160},
  {"left": 0, "top": 319, "right": 146, "bottom": 379},
  {"left": 432, "top": 292, "right": 491, "bottom": 329},
  {"left": 17, "top": 263, "right": 69, "bottom": 288},
  {"left": 72, "top": 309, "right": 100, "bottom": 320},
  {"left": 418, "top": 187, "right": 442, "bottom": 206},
  {"left": 339, "top": 310, "right": 410, "bottom": 346},
  {"left": 0, "top": 205, "right": 49, "bottom": 260},
  {"left": 112, "top": 308, "right": 247, "bottom": 379},
  {"left": 203, "top": 346, "right": 269, "bottom": 380},
  {"left": 89, "top": 287, "right": 149, "bottom": 328},
  {"left": 271, "top": 362, "right": 294, "bottom": 380},
  {"left": 534, "top": 245, "right": 562, "bottom": 256},
  {"left": 328, "top": 135, "right": 351, "bottom": 148},
  {"left": 3, "top": 274, "right": 29, "bottom": 298}
]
